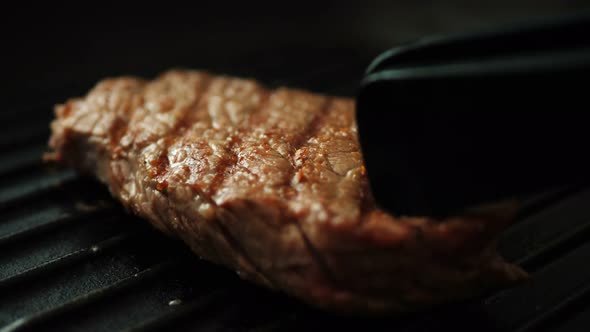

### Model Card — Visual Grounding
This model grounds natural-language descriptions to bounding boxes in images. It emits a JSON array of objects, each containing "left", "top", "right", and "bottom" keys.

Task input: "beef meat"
[{"left": 47, "top": 70, "right": 527, "bottom": 314}]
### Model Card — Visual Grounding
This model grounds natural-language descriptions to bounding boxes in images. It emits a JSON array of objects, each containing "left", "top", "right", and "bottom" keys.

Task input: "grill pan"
[{"left": 2, "top": 39, "right": 590, "bottom": 332}]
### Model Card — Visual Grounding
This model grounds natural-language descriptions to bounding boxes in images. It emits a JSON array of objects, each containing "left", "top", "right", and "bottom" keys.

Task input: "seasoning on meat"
[{"left": 47, "top": 70, "right": 527, "bottom": 314}]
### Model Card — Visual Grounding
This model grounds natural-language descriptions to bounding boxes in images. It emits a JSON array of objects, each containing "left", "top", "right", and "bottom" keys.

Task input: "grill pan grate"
[{"left": 2, "top": 56, "right": 590, "bottom": 331}]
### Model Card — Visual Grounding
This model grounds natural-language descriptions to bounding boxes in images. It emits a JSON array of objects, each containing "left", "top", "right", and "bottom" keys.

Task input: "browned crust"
[{"left": 47, "top": 70, "right": 527, "bottom": 314}]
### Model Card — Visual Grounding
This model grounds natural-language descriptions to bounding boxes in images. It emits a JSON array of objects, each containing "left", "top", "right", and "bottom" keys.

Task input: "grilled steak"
[{"left": 47, "top": 70, "right": 527, "bottom": 314}]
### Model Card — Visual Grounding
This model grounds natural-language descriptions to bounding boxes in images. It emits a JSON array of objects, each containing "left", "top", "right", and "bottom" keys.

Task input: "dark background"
[
  {"left": 2, "top": 2, "right": 590, "bottom": 331},
  {"left": 3, "top": 0, "right": 590, "bottom": 111}
]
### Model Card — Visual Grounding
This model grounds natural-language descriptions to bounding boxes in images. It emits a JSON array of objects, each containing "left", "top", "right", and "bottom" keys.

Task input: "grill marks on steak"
[
  {"left": 136, "top": 73, "right": 275, "bottom": 280},
  {"left": 48, "top": 70, "right": 527, "bottom": 313}
]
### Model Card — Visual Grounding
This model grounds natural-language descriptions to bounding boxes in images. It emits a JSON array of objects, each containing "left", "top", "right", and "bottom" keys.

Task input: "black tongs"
[{"left": 356, "top": 14, "right": 590, "bottom": 218}]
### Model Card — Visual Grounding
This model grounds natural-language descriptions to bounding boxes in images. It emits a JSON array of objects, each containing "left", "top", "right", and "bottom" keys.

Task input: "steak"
[{"left": 47, "top": 70, "right": 527, "bottom": 314}]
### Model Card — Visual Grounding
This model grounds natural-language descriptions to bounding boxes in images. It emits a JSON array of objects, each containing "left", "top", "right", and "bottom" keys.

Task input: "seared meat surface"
[{"left": 48, "top": 70, "right": 526, "bottom": 313}]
